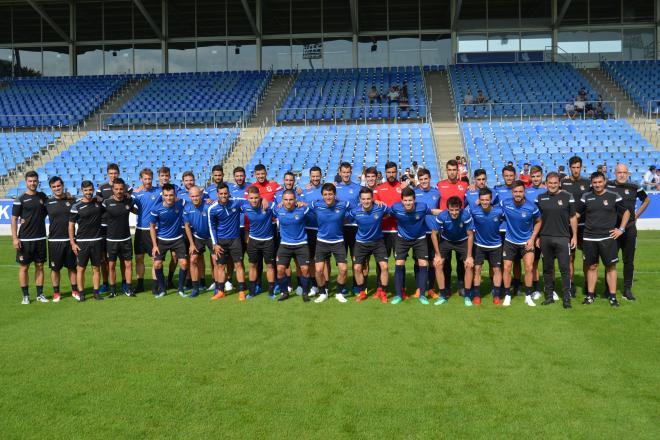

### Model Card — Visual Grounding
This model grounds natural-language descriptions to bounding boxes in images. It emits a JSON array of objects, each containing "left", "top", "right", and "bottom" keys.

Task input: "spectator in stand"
[
  {"left": 507, "top": 161, "right": 514, "bottom": 168},
  {"left": 457, "top": 156, "right": 469, "bottom": 182},
  {"left": 387, "top": 86, "right": 400, "bottom": 103},
  {"left": 602, "top": 164, "right": 612, "bottom": 180},
  {"left": 359, "top": 167, "right": 368, "bottom": 186},
  {"left": 368, "top": 86, "right": 382, "bottom": 104},
  {"left": 578, "top": 86, "right": 588, "bottom": 99},
  {"left": 519, "top": 163, "right": 531, "bottom": 187},
  {"left": 376, "top": 171, "right": 383, "bottom": 185},
  {"left": 595, "top": 97, "right": 605, "bottom": 119},
  {"left": 476, "top": 90, "right": 488, "bottom": 104},
  {"left": 411, "top": 161, "right": 421, "bottom": 181},
  {"left": 401, "top": 168, "right": 416, "bottom": 185},
  {"left": 558, "top": 165, "right": 567, "bottom": 180},
  {"left": 400, "top": 81, "right": 408, "bottom": 99},
  {"left": 642, "top": 166, "right": 658, "bottom": 191},
  {"left": 398, "top": 95, "right": 410, "bottom": 111},
  {"left": 464, "top": 89, "right": 474, "bottom": 105},
  {"left": 574, "top": 95, "right": 586, "bottom": 116},
  {"left": 565, "top": 101, "right": 577, "bottom": 119}
]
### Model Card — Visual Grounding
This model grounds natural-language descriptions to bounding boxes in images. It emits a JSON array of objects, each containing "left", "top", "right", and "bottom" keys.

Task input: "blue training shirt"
[
  {"left": 345, "top": 204, "right": 390, "bottom": 243},
  {"left": 468, "top": 204, "right": 504, "bottom": 248},
  {"left": 414, "top": 186, "right": 441, "bottom": 234},
  {"left": 229, "top": 182, "right": 250, "bottom": 227},
  {"left": 300, "top": 185, "right": 323, "bottom": 229},
  {"left": 183, "top": 202, "right": 211, "bottom": 240},
  {"left": 435, "top": 209, "right": 473, "bottom": 242},
  {"left": 493, "top": 184, "right": 514, "bottom": 232},
  {"left": 390, "top": 201, "right": 432, "bottom": 241},
  {"left": 150, "top": 199, "right": 186, "bottom": 240},
  {"left": 335, "top": 181, "right": 362, "bottom": 225},
  {"left": 465, "top": 187, "right": 499, "bottom": 211},
  {"left": 207, "top": 199, "right": 245, "bottom": 243},
  {"left": 501, "top": 198, "right": 540, "bottom": 245},
  {"left": 525, "top": 185, "right": 545, "bottom": 204},
  {"left": 132, "top": 187, "right": 162, "bottom": 230},
  {"left": 273, "top": 205, "right": 310, "bottom": 246},
  {"left": 240, "top": 202, "right": 275, "bottom": 240},
  {"left": 310, "top": 199, "right": 351, "bottom": 243}
]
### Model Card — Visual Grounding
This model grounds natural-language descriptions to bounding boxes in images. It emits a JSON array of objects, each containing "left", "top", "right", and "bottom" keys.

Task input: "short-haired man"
[
  {"left": 309, "top": 183, "right": 351, "bottom": 303},
  {"left": 156, "top": 166, "right": 180, "bottom": 289},
  {"left": 465, "top": 169, "right": 498, "bottom": 210},
  {"left": 414, "top": 168, "right": 441, "bottom": 299},
  {"left": 346, "top": 187, "right": 390, "bottom": 303},
  {"left": 132, "top": 168, "right": 162, "bottom": 294},
  {"left": 102, "top": 178, "right": 137, "bottom": 297},
  {"left": 183, "top": 186, "right": 213, "bottom": 298},
  {"left": 535, "top": 172, "right": 577, "bottom": 308},
  {"left": 46, "top": 176, "right": 78, "bottom": 302},
  {"left": 606, "top": 164, "right": 650, "bottom": 300},
  {"left": 69, "top": 180, "right": 105, "bottom": 301},
  {"left": 97, "top": 163, "right": 127, "bottom": 294},
  {"left": 374, "top": 161, "right": 403, "bottom": 290},
  {"left": 431, "top": 196, "right": 475, "bottom": 306},
  {"left": 389, "top": 187, "right": 441, "bottom": 305},
  {"left": 300, "top": 166, "right": 325, "bottom": 296},
  {"left": 576, "top": 172, "right": 630, "bottom": 306},
  {"left": 469, "top": 187, "right": 504, "bottom": 304},
  {"left": 500, "top": 180, "right": 542, "bottom": 307},
  {"left": 11, "top": 171, "right": 48, "bottom": 304},
  {"left": 205, "top": 165, "right": 225, "bottom": 202},
  {"left": 494, "top": 165, "right": 521, "bottom": 294},
  {"left": 149, "top": 183, "right": 188, "bottom": 298},
  {"left": 525, "top": 165, "right": 545, "bottom": 299},
  {"left": 335, "top": 161, "right": 362, "bottom": 295}
]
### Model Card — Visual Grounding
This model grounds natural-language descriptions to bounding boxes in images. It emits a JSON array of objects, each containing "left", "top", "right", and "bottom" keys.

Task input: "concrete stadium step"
[
  {"left": 432, "top": 121, "right": 464, "bottom": 179},
  {"left": 424, "top": 71, "right": 456, "bottom": 123},
  {"left": 84, "top": 77, "right": 153, "bottom": 131},
  {"left": 579, "top": 68, "right": 643, "bottom": 118},
  {"left": 629, "top": 119, "right": 660, "bottom": 151}
]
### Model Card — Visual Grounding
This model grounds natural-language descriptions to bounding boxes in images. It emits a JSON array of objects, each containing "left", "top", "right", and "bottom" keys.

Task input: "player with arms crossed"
[{"left": 183, "top": 186, "right": 213, "bottom": 298}]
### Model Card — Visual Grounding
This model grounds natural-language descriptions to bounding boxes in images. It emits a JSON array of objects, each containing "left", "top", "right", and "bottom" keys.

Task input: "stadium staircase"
[
  {"left": 425, "top": 70, "right": 463, "bottom": 179},
  {"left": 84, "top": 76, "right": 153, "bottom": 131},
  {"left": 221, "top": 74, "right": 296, "bottom": 177}
]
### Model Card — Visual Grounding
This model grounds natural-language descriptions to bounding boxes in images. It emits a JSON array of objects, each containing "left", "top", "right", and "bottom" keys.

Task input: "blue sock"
[
  {"left": 178, "top": 269, "right": 187, "bottom": 291},
  {"left": 268, "top": 282, "right": 275, "bottom": 295},
  {"left": 416, "top": 266, "right": 428, "bottom": 297},
  {"left": 394, "top": 265, "right": 405, "bottom": 298},
  {"left": 337, "top": 283, "right": 345, "bottom": 295},
  {"left": 155, "top": 268, "right": 166, "bottom": 292},
  {"left": 472, "top": 286, "right": 480, "bottom": 298},
  {"left": 300, "top": 277, "right": 309, "bottom": 294},
  {"left": 278, "top": 277, "right": 288, "bottom": 294},
  {"left": 192, "top": 281, "right": 199, "bottom": 292}
]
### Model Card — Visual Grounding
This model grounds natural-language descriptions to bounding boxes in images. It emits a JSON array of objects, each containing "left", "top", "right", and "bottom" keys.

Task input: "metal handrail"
[
  {"left": 98, "top": 109, "right": 247, "bottom": 130},
  {"left": 274, "top": 104, "right": 428, "bottom": 126},
  {"left": 458, "top": 100, "right": 618, "bottom": 122}
]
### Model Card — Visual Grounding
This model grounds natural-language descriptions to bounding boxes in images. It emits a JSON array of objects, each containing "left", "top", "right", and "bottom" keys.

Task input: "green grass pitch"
[{"left": 1, "top": 233, "right": 659, "bottom": 439}]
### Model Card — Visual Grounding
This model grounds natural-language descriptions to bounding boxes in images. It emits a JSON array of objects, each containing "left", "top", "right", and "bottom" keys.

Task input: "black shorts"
[
  {"left": 100, "top": 226, "right": 107, "bottom": 255},
  {"left": 576, "top": 225, "right": 585, "bottom": 250},
  {"left": 440, "top": 239, "right": 468, "bottom": 261},
  {"left": 343, "top": 225, "right": 357, "bottom": 255},
  {"left": 193, "top": 236, "right": 213, "bottom": 254},
  {"left": 426, "top": 234, "right": 435, "bottom": 259},
  {"left": 106, "top": 239, "right": 133, "bottom": 261},
  {"left": 215, "top": 238, "right": 243, "bottom": 265},
  {"left": 534, "top": 246, "right": 542, "bottom": 262},
  {"left": 155, "top": 237, "right": 188, "bottom": 262},
  {"left": 315, "top": 241, "right": 347, "bottom": 264},
  {"left": 383, "top": 232, "right": 396, "bottom": 257},
  {"left": 502, "top": 240, "right": 533, "bottom": 262},
  {"left": 582, "top": 238, "right": 619, "bottom": 267},
  {"left": 247, "top": 237, "right": 275, "bottom": 265},
  {"left": 394, "top": 236, "right": 428, "bottom": 261},
  {"left": 134, "top": 229, "right": 152, "bottom": 256},
  {"left": 77, "top": 240, "right": 104, "bottom": 267},
  {"left": 48, "top": 240, "right": 76, "bottom": 271},
  {"left": 306, "top": 228, "right": 318, "bottom": 259},
  {"left": 277, "top": 243, "right": 310, "bottom": 267},
  {"left": 240, "top": 227, "right": 248, "bottom": 254},
  {"left": 16, "top": 239, "right": 47, "bottom": 265},
  {"left": 353, "top": 240, "right": 388, "bottom": 264},
  {"left": 473, "top": 244, "right": 502, "bottom": 267}
]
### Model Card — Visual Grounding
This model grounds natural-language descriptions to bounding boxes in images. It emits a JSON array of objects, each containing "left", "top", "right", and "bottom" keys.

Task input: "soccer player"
[
  {"left": 102, "top": 178, "right": 137, "bottom": 297},
  {"left": 272, "top": 189, "right": 313, "bottom": 302},
  {"left": 437, "top": 159, "right": 468, "bottom": 296},
  {"left": 300, "top": 166, "right": 325, "bottom": 295},
  {"left": 561, "top": 156, "right": 591, "bottom": 297},
  {"left": 494, "top": 165, "right": 521, "bottom": 293},
  {"left": 231, "top": 166, "right": 253, "bottom": 289},
  {"left": 205, "top": 165, "right": 225, "bottom": 202},
  {"left": 96, "top": 163, "right": 124, "bottom": 294},
  {"left": 374, "top": 161, "right": 403, "bottom": 284},
  {"left": 156, "top": 166, "right": 180, "bottom": 289},
  {"left": 183, "top": 186, "right": 213, "bottom": 298},
  {"left": 11, "top": 171, "right": 48, "bottom": 304},
  {"left": 309, "top": 183, "right": 351, "bottom": 303},
  {"left": 500, "top": 180, "right": 542, "bottom": 307},
  {"left": 364, "top": 166, "right": 378, "bottom": 190},
  {"left": 390, "top": 187, "right": 440, "bottom": 305},
  {"left": 346, "top": 187, "right": 390, "bottom": 303},
  {"left": 465, "top": 169, "right": 498, "bottom": 210},
  {"left": 274, "top": 171, "right": 304, "bottom": 294},
  {"left": 69, "top": 180, "right": 105, "bottom": 301},
  {"left": 45, "top": 176, "right": 78, "bottom": 302},
  {"left": 431, "top": 196, "right": 475, "bottom": 306},
  {"left": 535, "top": 172, "right": 577, "bottom": 308},
  {"left": 335, "top": 162, "right": 362, "bottom": 295},
  {"left": 606, "top": 163, "right": 650, "bottom": 300},
  {"left": 469, "top": 188, "right": 504, "bottom": 304},
  {"left": 208, "top": 183, "right": 247, "bottom": 300},
  {"left": 241, "top": 186, "right": 279, "bottom": 300},
  {"left": 178, "top": 171, "right": 206, "bottom": 203},
  {"left": 576, "top": 172, "right": 630, "bottom": 306},
  {"left": 525, "top": 165, "right": 545, "bottom": 299},
  {"left": 132, "top": 168, "right": 162, "bottom": 294},
  {"left": 414, "top": 168, "right": 441, "bottom": 299},
  {"left": 149, "top": 183, "right": 188, "bottom": 298}
]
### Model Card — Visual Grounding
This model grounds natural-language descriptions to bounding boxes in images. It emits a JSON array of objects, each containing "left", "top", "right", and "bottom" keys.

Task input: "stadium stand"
[
  {"left": 5, "top": 128, "right": 239, "bottom": 198},
  {"left": 601, "top": 61, "right": 660, "bottom": 113},
  {"left": 0, "top": 76, "right": 128, "bottom": 128},
  {"left": 276, "top": 67, "right": 428, "bottom": 122},
  {"left": 0, "top": 131, "right": 60, "bottom": 182},
  {"left": 450, "top": 63, "right": 609, "bottom": 118},
  {"left": 106, "top": 71, "right": 271, "bottom": 126},
  {"left": 462, "top": 119, "right": 659, "bottom": 184},
  {"left": 247, "top": 123, "right": 438, "bottom": 184}
]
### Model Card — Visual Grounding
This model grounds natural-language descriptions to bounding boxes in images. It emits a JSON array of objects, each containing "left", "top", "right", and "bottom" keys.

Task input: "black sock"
[
  {"left": 93, "top": 289, "right": 100, "bottom": 296},
  {"left": 268, "top": 282, "right": 275, "bottom": 295},
  {"left": 36, "top": 286, "right": 43, "bottom": 296},
  {"left": 337, "top": 283, "right": 345, "bottom": 295},
  {"left": 525, "top": 287, "right": 532, "bottom": 297},
  {"left": 71, "top": 284, "right": 79, "bottom": 292},
  {"left": 504, "top": 287, "right": 511, "bottom": 297},
  {"left": 137, "top": 278, "right": 144, "bottom": 287},
  {"left": 21, "top": 286, "right": 28, "bottom": 297},
  {"left": 53, "top": 285, "right": 60, "bottom": 294},
  {"left": 473, "top": 284, "right": 480, "bottom": 297},
  {"left": 109, "top": 284, "right": 116, "bottom": 294},
  {"left": 533, "top": 280, "right": 540, "bottom": 291},
  {"left": 249, "top": 281, "right": 256, "bottom": 296},
  {"left": 238, "top": 282, "right": 246, "bottom": 292}
]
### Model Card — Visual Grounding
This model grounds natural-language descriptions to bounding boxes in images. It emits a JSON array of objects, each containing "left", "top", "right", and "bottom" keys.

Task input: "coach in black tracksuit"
[
  {"left": 607, "top": 164, "right": 650, "bottom": 301},
  {"left": 535, "top": 172, "right": 577, "bottom": 308}
]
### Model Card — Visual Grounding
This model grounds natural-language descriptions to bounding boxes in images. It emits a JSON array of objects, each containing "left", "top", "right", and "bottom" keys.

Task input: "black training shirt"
[
  {"left": 46, "top": 196, "right": 75, "bottom": 240},
  {"left": 102, "top": 197, "right": 136, "bottom": 241},
  {"left": 12, "top": 192, "right": 48, "bottom": 240},
  {"left": 576, "top": 190, "right": 626, "bottom": 240},
  {"left": 560, "top": 176, "right": 590, "bottom": 224},
  {"left": 535, "top": 190, "right": 575, "bottom": 238},
  {"left": 69, "top": 200, "right": 104, "bottom": 241},
  {"left": 606, "top": 180, "right": 647, "bottom": 227},
  {"left": 97, "top": 182, "right": 133, "bottom": 226}
]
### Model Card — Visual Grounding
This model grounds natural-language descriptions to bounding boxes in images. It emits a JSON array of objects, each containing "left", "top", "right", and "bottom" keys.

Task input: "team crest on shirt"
[
  {"left": 603, "top": 200, "right": 608, "bottom": 206},
  {"left": 335, "top": 209, "right": 340, "bottom": 213},
  {"left": 66, "top": 202, "right": 70, "bottom": 207},
  {"left": 458, "top": 185, "right": 465, "bottom": 191},
  {"left": 294, "top": 215, "right": 300, "bottom": 220},
  {"left": 558, "top": 200, "right": 563, "bottom": 206},
  {"left": 175, "top": 209, "right": 180, "bottom": 213},
  {"left": 373, "top": 213, "right": 379, "bottom": 219},
  {"left": 232, "top": 208, "right": 236, "bottom": 212},
  {"left": 396, "top": 188, "right": 402, "bottom": 193},
  {"left": 125, "top": 205, "right": 130, "bottom": 210},
  {"left": 349, "top": 189, "right": 353, "bottom": 194},
  {"left": 39, "top": 199, "right": 43, "bottom": 205},
  {"left": 625, "top": 189, "right": 630, "bottom": 195},
  {"left": 522, "top": 212, "right": 527, "bottom": 218},
  {"left": 580, "top": 185, "right": 585, "bottom": 191},
  {"left": 432, "top": 195, "right": 438, "bottom": 200},
  {"left": 151, "top": 195, "right": 156, "bottom": 200},
  {"left": 415, "top": 215, "right": 420, "bottom": 220}
]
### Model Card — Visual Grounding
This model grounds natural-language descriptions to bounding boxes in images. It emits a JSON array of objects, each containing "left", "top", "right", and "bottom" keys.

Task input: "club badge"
[
  {"left": 603, "top": 200, "right": 608, "bottom": 206},
  {"left": 558, "top": 200, "right": 563, "bottom": 206},
  {"left": 294, "top": 215, "right": 300, "bottom": 220}
]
